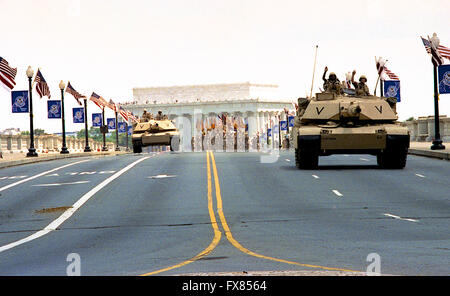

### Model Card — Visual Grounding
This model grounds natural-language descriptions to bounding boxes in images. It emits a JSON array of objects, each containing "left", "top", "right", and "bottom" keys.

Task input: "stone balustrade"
[
  {"left": 404, "top": 115, "right": 450, "bottom": 142},
  {"left": 0, "top": 134, "right": 115, "bottom": 154}
]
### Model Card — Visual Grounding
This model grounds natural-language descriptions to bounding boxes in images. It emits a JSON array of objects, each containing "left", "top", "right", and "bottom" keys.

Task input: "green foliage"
[
  {"left": 20, "top": 129, "right": 46, "bottom": 135},
  {"left": 76, "top": 127, "right": 131, "bottom": 148}
]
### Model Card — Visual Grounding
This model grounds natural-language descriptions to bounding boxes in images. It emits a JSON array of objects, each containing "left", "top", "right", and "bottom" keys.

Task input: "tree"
[
  {"left": 75, "top": 127, "right": 131, "bottom": 148},
  {"left": 76, "top": 127, "right": 103, "bottom": 142},
  {"left": 21, "top": 129, "right": 46, "bottom": 136}
]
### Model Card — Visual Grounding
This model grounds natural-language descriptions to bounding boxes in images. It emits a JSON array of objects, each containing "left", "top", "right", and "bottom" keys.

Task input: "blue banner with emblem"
[
  {"left": 47, "top": 100, "right": 62, "bottom": 118},
  {"left": 107, "top": 118, "right": 116, "bottom": 130},
  {"left": 72, "top": 107, "right": 84, "bottom": 123},
  {"left": 11, "top": 90, "right": 29, "bottom": 113},
  {"left": 92, "top": 113, "right": 102, "bottom": 127},
  {"left": 117, "top": 122, "right": 126, "bottom": 133},
  {"left": 288, "top": 116, "right": 295, "bottom": 127},
  {"left": 438, "top": 64, "right": 450, "bottom": 94},
  {"left": 280, "top": 120, "right": 287, "bottom": 131},
  {"left": 383, "top": 80, "right": 401, "bottom": 102},
  {"left": 128, "top": 126, "right": 133, "bottom": 136}
]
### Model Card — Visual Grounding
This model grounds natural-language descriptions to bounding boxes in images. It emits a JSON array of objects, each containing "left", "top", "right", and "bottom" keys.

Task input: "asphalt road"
[{"left": 0, "top": 151, "right": 448, "bottom": 275}]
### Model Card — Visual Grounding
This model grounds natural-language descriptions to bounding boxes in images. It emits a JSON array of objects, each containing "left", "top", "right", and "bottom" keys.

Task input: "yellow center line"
[
  {"left": 209, "top": 151, "right": 362, "bottom": 273},
  {"left": 141, "top": 151, "right": 361, "bottom": 275},
  {"left": 140, "top": 151, "right": 221, "bottom": 276}
]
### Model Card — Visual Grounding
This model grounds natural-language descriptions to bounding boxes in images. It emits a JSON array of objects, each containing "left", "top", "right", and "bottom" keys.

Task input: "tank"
[
  {"left": 132, "top": 119, "right": 180, "bottom": 153},
  {"left": 290, "top": 91, "right": 410, "bottom": 169}
]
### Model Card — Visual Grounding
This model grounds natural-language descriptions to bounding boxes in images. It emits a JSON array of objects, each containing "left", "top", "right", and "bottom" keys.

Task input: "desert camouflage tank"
[
  {"left": 290, "top": 91, "right": 409, "bottom": 169},
  {"left": 132, "top": 119, "right": 180, "bottom": 153}
]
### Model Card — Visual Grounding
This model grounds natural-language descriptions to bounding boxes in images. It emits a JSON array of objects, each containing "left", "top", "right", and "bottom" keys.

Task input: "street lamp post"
[
  {"left": 59, "top": 81, "right": 69, "bottom": 154},
  {"left": 278, "top": 114, "right": 281, "bottom": 149},
  {"left": 430, "top": 33, "right": 445, "bottom": 150},
  {"left": 83, "top": 98, "right": 91, "bottom": 152},
  {"left": 125, "top": 122, "right": 129, "bottom": 152},
  {"left": 101, "top": 108, "right": 108, "bottom": 151},
  {"left": 26, "top": 66, "right": 38, "bottom": 157},
  {"left": 115, "top": 111, "right": 120, "bottom": 151}
]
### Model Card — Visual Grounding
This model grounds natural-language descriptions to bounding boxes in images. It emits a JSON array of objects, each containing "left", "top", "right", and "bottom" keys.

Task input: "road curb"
[
  {"left": 408, "top": 148, "right": 450, "bottom": 160},
  {"left": 0, "top": 151, "right": 131, "bottom": 169}
]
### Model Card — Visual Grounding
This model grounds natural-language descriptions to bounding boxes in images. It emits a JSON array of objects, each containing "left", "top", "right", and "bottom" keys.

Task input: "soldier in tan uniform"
[
  {"left": 141, "top": 109, "right": 153, "bottom": 122},
  {"left": 351, "top": 70, "right": 370, "bottom": 96},
  {"left": 322, "top": 66, "right": 343, "bottom": 94},
  {"left": 155, "top": 110, "right": 163, "bottom": 120}
]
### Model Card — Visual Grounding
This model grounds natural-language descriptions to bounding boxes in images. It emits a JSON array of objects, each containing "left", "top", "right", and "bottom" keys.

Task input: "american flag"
[
  {"left": 127, "top": 110, "right": 139, "bottom": 123},
  {"left": 375, "top": 57, "right": 399, "bottom": 81},
  {"left": 65, "top": 81, "right": 85, "bottom": 106},
  {"left": 89, "top": 92, "right": 107, "bottom": 109},
  {"left": 34, "top": 69, "right": 51, "bottom": 98},
  {"left": 107, "top": 99, "right": 117, "bottom": 112},
  {"left": 383, "top": 67, "right": 399, "bottom": 81},
  {"left": 0, "top": 57, "right": 17, "bottom": 91},
  {"left": 421, "top": 36, "right": 450, "bottom": 66},
  {"left": 118, "top": 106, "right": 129, "bottom": 121}
]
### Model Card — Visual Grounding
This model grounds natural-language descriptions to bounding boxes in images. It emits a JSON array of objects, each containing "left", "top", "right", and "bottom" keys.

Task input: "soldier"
[
  {"left": 141, "top": 109, "right": 150, "bottom": 122},
  {"left": 351, "top": 70, "right": 370, "bottom": 96},
  {"left": 322, "top": 66, "right": 343, "bottom": 94},
  {"left": 155, "top": 110, "right": 163, "bottom": 120}
]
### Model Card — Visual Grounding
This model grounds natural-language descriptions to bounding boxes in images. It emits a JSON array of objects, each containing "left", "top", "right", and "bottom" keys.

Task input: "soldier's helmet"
[
  {"left": 359, "top": 75, "right": 367, "bottom": 82},
  {"left": 143, "top": 109, "right": 147, "bottom": 113},
  {"left": 329, "top": 72, "right": 337, "bottom": 80}
]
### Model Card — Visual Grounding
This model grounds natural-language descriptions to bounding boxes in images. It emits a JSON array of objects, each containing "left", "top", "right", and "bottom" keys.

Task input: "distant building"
[
  {"left": 0, "top": 128, "right": 21, "bottom": 136},
  {"left": 127, "top": 82, "right": 294, "bottom": 150}
]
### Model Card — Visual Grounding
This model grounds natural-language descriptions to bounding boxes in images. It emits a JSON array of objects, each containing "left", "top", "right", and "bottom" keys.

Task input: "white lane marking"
[
  {"left": 415, "top": 173, "right": 425, "bottom": 178},
  {"left": 0, "top": 156, "right": 150, "bottom": 254},
  {"left": 64, "top": 171, "right": 116, "bottom": 176},
  {"left": 45, "top": 173, "right": 59, "bottom": 177},
  {"left": 0, "top": 176, "right": 28, "bottom": 180},
  {"left": 32, "top": 181, "right": 90, "bottom": 187},
  {"left": 0, "top": 160, "right": 90, "bottom": 193},
  {"left": 359, "top": 158, "right": 370, "bottom": 162},
  {"left": 332, "top": 190, "right": 343, "bottom": 197},
  {"left": 285, "top": 159, "right": 291, "bottom": 162},
  {"left": 383, "top": 213, "right": 418, "bottom": 223},
  {"left": 312, "top": 175, "right": 320, "bottom": 179},
  {"left": 148, "top": 174, "right": 177, "bottom": 179}
]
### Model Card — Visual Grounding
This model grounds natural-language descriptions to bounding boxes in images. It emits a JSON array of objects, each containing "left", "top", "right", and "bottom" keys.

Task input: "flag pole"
[
  {"left": 380, "top": 79, "right": 384, "bottom": 97},
  {"left": 374, "top": 57, "right": 388, "bottom": 96}
]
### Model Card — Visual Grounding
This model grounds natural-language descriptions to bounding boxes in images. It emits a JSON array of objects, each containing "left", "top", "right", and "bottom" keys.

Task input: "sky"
[{"left": 1, "top": 0, "right": 449, "bottom": 133}]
